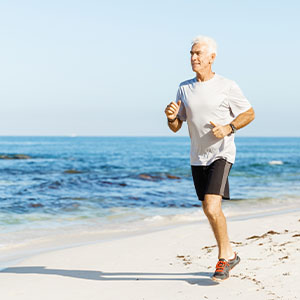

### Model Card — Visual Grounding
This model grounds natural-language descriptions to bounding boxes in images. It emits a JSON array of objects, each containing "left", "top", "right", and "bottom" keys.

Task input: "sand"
[{"left": 0, "top": 209, "right": 300, "bottom": 300}]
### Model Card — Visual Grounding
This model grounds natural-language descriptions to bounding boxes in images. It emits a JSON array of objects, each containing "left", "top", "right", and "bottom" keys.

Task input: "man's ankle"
[
  {"left": 228, "top": 253, "right": 235, "bottom": 260},
  {"left": 218, "top": 251, "right": 235, "bottom": 260}
]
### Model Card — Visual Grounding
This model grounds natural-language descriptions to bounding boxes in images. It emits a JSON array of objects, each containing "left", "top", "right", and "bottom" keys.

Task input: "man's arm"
[
  {"left": 165, "top": 100, "right": 183, "bottom": 133},
  {"left": 168, "top": 118, "right": 183, "bottom": 132},
  {"left": 211, "top": 107, "right": 255, "bottom": 138},
  {"left": 230, "top": 107, "right": 255, "bottom": 131}
]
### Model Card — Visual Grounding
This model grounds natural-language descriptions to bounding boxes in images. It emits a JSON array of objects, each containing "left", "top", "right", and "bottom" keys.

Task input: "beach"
[
  {"left": 0, "top": 137, "right": 300, "bottom": 299},
  {"left": 1, "top": 207, "right": 299, "bottom": 300},
  {"left": 1, "top": 0, "right": 300, "bottom": 297}
]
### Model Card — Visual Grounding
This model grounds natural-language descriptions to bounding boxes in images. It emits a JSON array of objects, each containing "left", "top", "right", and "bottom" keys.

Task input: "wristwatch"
[
  {"left": 229, "top": 123, "right": 237, "bottom": 134},
  {"left": 168, "top": 116, "right": 178, "bottom": 123}
]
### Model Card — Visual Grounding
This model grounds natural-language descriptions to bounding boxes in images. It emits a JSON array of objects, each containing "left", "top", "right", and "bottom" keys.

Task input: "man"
[{"left": 164, "top": 35, "right": 255, "bottom": 282}]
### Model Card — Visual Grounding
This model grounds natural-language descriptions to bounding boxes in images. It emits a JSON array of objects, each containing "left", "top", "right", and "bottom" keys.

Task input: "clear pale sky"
[{"left": 0, "top": 0, "right": 299, "bottom": 136}]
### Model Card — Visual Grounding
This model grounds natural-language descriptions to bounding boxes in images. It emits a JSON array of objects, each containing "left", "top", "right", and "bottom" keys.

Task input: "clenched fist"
[
  {"left": 210, "top": 121, "right": 232, "bottom": 139},
  {"left": 165, "top": 100, "right": 181, "bottom": 120}
]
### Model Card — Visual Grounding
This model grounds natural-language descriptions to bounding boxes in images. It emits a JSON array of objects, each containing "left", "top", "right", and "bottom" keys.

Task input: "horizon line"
[{"left": 0, "top": 135, "right": 299, "bottom": 138}]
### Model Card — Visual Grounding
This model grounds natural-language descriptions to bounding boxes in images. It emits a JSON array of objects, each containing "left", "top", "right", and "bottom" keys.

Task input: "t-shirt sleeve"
[
  {"left": 227, "top": 81, "right": 252, "bottom": 117},
  {"left": 176, "top": 87, "right": 187, "bottom": 121}
]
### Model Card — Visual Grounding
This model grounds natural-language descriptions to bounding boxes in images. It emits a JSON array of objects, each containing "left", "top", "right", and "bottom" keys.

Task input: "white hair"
[{"left": 192, "top": 35, "right": 217, "bottom": 56}]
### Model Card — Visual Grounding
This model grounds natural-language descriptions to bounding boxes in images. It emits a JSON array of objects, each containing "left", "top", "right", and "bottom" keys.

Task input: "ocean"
[{"left": 0, "top": 136, "right": 299, "bottom": 246}]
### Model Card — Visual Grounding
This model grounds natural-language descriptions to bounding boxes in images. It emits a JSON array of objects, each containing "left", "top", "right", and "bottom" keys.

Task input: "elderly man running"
[{"left": 164, "top": 35, "right": 255, "bottom": 282}]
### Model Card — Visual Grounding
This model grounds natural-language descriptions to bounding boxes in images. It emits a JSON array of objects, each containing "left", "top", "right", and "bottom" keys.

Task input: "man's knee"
[{"left": 202, "top": 194, "right": 222, "bottom": 219}]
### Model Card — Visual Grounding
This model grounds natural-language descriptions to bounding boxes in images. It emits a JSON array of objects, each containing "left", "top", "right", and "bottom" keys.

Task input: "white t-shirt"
[{"left": 176, "top": 74, "right": 252, "bottom": 166}]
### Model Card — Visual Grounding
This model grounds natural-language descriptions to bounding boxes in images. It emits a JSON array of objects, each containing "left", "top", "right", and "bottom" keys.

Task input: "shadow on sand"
[{"left": 1, "top": 266, "right": 218, "bottom": 286}]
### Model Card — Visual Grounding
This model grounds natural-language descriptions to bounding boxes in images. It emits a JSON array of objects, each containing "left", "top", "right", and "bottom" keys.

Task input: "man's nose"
[{"left": 191, "top": 54, "right": 197, "bottom": 61}]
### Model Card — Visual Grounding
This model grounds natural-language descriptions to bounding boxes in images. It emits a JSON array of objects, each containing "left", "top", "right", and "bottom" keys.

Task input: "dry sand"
[{"left": 0, "top": 209, "right": 299, "bottom": 300}]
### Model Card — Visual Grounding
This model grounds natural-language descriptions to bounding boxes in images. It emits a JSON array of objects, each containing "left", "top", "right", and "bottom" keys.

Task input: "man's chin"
[{"left": 192, "top": 66, "right": 201, "bottom": 72}]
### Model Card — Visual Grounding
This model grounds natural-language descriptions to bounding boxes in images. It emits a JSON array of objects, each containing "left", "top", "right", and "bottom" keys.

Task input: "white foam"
[
  {"left": 143, "top": 209, "right": 204, "bottom": 225},
  {"left": 144, "top": 215, "right": 164, "bottom": 222},
  {"left": 268, "top": 160, "right": 284, "bottom": 165},
  {"left": 0, "top": 180, "right": 15, "bottom": 186}
]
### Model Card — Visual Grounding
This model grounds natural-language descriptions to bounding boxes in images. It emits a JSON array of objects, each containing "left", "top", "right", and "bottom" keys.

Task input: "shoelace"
[{"left": 215, "top": 260, "right": 229, "bottom": 273}]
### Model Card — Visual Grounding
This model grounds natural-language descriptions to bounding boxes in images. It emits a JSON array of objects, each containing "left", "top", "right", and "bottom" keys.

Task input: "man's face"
[{"left": 190, "top": 43, "right": 215, "bottom": 73}]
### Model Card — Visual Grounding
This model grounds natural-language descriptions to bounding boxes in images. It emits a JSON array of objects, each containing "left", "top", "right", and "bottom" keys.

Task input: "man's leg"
[{"left": 202, "top": 193, "right": 234, "bottom": 260}]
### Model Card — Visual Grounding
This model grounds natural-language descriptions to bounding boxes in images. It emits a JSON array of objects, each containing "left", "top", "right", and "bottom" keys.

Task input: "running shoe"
[
  {"left": 228, "top": 252, "right": 240, "bottom": 270},
  {"left": 211, "top": 253, "right": 240, "bottom": 282}
]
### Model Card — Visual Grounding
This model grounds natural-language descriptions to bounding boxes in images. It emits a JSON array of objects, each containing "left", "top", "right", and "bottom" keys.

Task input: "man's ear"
[{"left": 210, "top": 53, "right": 216, "bottom": 64}]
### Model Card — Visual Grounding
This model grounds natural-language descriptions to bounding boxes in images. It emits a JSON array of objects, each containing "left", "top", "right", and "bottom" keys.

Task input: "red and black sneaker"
[{"left": 211, "top": 253, "right": 240, "bottom": 282}]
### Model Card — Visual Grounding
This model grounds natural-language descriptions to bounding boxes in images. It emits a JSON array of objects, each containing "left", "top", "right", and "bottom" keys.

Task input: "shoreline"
[{"left": 1, "top": 202, "right": 300, "bottom": 271}]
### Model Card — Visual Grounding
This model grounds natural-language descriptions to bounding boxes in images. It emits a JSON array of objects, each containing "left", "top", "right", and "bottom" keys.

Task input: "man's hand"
[
  {"left": 210, "top": 121, "right": 231, "bottom": 139},
  {"left": 165, "top": 100, "right": 181, "bottom": 120}
]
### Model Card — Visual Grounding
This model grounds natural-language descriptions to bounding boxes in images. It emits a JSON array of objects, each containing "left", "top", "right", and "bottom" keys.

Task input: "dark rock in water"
[
  {"left": 101, "top": 181, "right": 127, "bottom": 187},
  {"left": 138, "top": 173, "right": 180, "bottom": 181},
  {"left": 29, "top": 203, "right": 43, "bottom": 208},
  {"left": 166, "top": 174, "right": 181, "bottom": 179},
  {"left": 138, "top": 173, "right": 163, "bottom": 181},
  {"left": 0, "top": 154, "right": 31, "bottom": 159},
  {"left": 139, "top": 174, "right": 154, "bottom": 180},
  {"left": 48, "top": 180, "right": 62, "bottom": 189},
  {"left": 64, "top": 169, "right": 82, "bottom": 174},
  {"left": 102, "top": 181, "right": 113, "bottom": 185}
]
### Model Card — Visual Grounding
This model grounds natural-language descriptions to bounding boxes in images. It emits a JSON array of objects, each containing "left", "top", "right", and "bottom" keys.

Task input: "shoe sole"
[
  {"left": 211, "top": 256, "right": 241, "bottom": 282},
  {"left": 211, "top": 276, "right": 229, "bottom": 282}
]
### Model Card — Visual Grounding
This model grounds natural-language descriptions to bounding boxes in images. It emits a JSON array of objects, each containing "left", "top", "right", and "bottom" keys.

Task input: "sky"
[{"left": 0, "top": 0, "right": 299, "bottom": 136}]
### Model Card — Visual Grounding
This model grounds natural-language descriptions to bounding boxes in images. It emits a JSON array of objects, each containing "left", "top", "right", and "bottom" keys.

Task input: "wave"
[{"left": 268, "top": 160, "right": 284, "bottom": 165}]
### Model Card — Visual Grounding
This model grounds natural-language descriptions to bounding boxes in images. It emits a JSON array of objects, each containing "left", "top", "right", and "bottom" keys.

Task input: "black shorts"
[{"left": 191, "top": 158, "right": 233, "bottom": 201}]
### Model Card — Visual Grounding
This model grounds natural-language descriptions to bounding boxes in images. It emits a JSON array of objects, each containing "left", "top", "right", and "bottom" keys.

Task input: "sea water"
[{"left": 0, "top": 136, "right": 299, "bottom": 236}]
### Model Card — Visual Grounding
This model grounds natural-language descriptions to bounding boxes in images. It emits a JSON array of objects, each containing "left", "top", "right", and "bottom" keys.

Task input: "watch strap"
[
  {"left": 229, "top": 123, "right": 237, "bottom": 134},
  {"left": 168, "top": 116, "right": 178, "bottom": 123}
]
